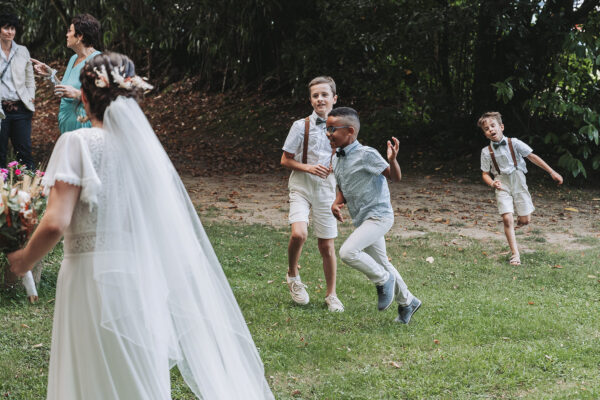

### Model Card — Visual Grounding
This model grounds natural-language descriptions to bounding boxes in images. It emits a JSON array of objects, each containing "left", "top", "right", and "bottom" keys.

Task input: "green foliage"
[{"left": 3, "top": 0, "right": 600, "bottom": 178}]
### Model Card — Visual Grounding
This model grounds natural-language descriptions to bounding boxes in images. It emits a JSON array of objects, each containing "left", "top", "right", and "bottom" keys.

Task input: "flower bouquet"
[{"left": 0, "top": 162, "right": 47, "bottom": 303}]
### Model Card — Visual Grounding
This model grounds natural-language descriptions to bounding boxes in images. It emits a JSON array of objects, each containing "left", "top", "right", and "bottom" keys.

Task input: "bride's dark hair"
[{"left": 80, "top": 52, "right": 145, "bottom": 121}]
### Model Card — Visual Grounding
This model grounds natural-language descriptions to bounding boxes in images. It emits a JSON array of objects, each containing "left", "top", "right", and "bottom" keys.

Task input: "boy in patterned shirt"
[{"left": 327, "top": 107, "right": 420, "bottom": 324}]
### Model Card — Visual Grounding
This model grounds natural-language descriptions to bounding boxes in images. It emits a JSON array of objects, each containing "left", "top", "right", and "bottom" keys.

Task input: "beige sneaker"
[
  {"left": 286, "top": 273, "right": 309, "bottom": 305},
  {"left": 325, "top": 295, "right": 344, "bottom": 312}
]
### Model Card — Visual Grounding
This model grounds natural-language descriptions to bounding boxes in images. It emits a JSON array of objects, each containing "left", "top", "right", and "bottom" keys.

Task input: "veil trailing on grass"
[{"left": 93, "top": 96, "right": 273, "bottom": 399}]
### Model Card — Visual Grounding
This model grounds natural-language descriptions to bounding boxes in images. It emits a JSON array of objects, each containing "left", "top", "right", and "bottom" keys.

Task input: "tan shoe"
[
  {"left": 325, "top": 295, "right": 344, "bottom": 312},
  {"left": 286, "top": 273, "right": 309, "bottom": 305}
]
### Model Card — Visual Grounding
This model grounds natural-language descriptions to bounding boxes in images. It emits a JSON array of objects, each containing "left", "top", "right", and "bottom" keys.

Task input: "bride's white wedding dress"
[{"left": 42, "top": 98, "right": 273, "bottom": 399}]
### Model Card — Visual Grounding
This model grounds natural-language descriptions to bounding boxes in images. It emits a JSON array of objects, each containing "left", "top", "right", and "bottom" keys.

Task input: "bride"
[{"left": 8, "top": 52, "right": 274, "bottom": 399}]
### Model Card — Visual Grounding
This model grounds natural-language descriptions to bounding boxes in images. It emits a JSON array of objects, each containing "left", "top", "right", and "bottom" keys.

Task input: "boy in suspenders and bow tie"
[
  {"left": 280, "top": 76, "right": 343, "bottom": 312},
  {"left": 479, "top": 112, "right": 563, "bottom": 266}
]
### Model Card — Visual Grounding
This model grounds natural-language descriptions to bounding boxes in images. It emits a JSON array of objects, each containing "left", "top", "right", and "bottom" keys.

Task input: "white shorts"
[
  {"left": 495, "top": 170, "right": 535, "bottom": 216},
  {"left": 288, "top": 171, "right": 337, "bottom": 239}
]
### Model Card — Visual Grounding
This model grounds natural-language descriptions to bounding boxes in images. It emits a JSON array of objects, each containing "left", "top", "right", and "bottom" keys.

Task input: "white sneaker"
[
  {"left": 286, "top": 273, "right": 309, "bottom": 305},
  {"left": 325, "top": 295, "right": 344, "bottom": 312}
]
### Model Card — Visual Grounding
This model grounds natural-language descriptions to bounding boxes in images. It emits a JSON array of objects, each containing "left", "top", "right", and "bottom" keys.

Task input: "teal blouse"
[{"left": 57, "top": 51, "right": 101, "bottom": 134}]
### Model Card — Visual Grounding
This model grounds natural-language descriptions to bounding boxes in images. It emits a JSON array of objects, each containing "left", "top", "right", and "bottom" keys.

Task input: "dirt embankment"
[{"left": 183, "top": 171, "right": 600, "bottom": 252}]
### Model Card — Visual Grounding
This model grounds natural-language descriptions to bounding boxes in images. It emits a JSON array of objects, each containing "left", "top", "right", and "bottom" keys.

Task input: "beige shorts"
[
  {"left": 288, "top": 171, "right": 337, "bottom": 239},
  {"left": 495, "top": 170, "right": 535, "bottom": 216}
]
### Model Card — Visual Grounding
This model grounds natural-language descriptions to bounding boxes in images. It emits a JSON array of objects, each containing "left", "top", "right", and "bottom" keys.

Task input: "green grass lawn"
[{"left": 1, "top": 223, "right": 599, "bottom": 399}]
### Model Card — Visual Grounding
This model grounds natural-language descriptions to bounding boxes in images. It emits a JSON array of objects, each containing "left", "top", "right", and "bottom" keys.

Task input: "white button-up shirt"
[
  {"left": 480, "top": 136, "right": 533, "bottom": 175},
  {"left": 282, "top": 111, "right": 332, "bottom": 167}
]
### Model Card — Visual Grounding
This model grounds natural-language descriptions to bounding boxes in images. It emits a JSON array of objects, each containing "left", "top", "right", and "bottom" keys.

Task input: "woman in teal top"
[{"left": 32, "top": 14, "right": 101, "bottom": 134}]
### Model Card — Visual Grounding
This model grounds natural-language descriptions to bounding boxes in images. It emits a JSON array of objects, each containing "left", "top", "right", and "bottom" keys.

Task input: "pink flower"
[
  {"left": 0, "top": 168, "right": 7, "bottom": 174},
  {"left": 35, "top": 170, "right": 45, "bottom": 177},
  {"left": 7, "top": 161, "right": 18, "bottom": 168},
  {"left": 15, "top": 169, "right": 21, "bottom": 175}
]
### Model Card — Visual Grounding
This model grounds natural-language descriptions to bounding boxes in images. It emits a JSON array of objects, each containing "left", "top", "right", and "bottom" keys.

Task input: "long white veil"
[{"left": 93, "top": 96, "right": 273, "bottom": 399}]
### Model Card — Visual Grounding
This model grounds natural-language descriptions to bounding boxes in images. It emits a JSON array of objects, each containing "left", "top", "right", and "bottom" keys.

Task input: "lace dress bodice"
[{"left": 42, "top": 128, "right": 105, "bottom": 254}]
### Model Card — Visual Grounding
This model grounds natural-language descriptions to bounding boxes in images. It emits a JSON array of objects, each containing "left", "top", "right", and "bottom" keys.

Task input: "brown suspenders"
[
  {"left": 301, "top": 116, "right": 334, "bottom": 164},
  {"left": 488, "top": 137, "right": 517, "bottom": 175},
  {"left": 302, "top": 117, "right": 310, "bottom": 164}
]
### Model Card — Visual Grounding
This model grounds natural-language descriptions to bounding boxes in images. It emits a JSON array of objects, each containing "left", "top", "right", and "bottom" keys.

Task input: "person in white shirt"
[
  {"left": 0, "top": 13, "right": 35, "bottom": 169},
  {"left": 479, "top": 111, "right": 563, "bottom": 266},
  {"left": 280, "top": 76, "right": 344, "bottom": 312}
]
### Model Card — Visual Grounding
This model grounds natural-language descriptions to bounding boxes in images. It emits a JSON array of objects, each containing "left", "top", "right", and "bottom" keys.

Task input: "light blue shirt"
[
  {"left": 0, "top": 41, "right": 19, "bottom": 101},
  {"left": 480, "top": 136, "right": 533, "bottom": 176},
  {"left": 332, "top": 140, "right": 393, "bottom": 227}
]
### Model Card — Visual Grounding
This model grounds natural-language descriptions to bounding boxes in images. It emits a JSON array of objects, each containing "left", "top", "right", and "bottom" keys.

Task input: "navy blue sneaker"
[
  {"left": 395, "top": 297, "right": 421, "bottom": 324},
  {"left": 376, "top": 274, "right": 396, "bottom": 311}
]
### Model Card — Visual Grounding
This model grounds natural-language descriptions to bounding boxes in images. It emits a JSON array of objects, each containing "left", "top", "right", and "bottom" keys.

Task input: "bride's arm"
[{"left": 8, "top": 182, "right": 81, "bottom": 276}]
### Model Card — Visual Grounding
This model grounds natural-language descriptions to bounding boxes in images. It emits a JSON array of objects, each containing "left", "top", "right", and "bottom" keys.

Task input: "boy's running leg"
[
  {"left": 516, "top": 215, "right": 530, "bottom": 227},
  {"left": 363, "top": 238, "right": 414, "bottom": 306},
  {"left": 317, "top": 238, "right": 337, "bottom": 297},
  {"left": 502, "top": 212, "right": 520, "bottom": 265},
  {"left": 339, "top": 219, "right": 395, "bottom": 310},
  {"left": 318, "top": 238, "right": 344, "bottom": 312},
  {"left": 287, "top": 222, "right": 309, "bottom": 304}
]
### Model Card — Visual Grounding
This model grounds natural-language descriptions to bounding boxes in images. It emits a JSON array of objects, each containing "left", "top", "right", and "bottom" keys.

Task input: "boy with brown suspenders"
[
  {"left": 280, "top": 76, "right": 343, "bottom": 312},
  {"left": 478, "top": 112, "right": 563, "bottom": 266}
]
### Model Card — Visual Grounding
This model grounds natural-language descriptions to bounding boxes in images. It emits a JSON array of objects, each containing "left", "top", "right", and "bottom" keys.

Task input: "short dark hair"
[
  {"left": 0, "top": 13, "right": 21, "bottom": 32},
  {"left": 329, "top": 107, "right": 360, "bottom": 133},
  {"left": 72, "top": 13, "right": 101, "bottom": 49}
]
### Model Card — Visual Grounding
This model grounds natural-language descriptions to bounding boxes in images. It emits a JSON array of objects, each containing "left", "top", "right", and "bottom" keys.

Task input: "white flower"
[{"left": 93, "top": 65, "right": 110, "bottom": 88}]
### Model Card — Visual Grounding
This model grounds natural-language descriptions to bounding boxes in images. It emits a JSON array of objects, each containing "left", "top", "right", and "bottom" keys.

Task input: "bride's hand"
[
  {"left": 30, "top": 58, "right": 52, "bottom": 77},
  {"left": 8, "top": 249, "right": 31, "bottom": 277}
]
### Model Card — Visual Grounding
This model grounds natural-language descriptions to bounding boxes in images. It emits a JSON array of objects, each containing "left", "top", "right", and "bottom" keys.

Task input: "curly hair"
[
  {"left": 72, "top": 13, "right": 101, "bottom": 49},
  {"left": 80, "top": 52, "right": 145, "bottom": 121}
]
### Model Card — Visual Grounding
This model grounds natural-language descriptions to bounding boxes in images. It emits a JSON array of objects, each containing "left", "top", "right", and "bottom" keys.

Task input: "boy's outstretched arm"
[
  {"left": 281, "top": 151, "right": 330, "bottom": 179},
  {"left": 382, "top": 137, "right": 402, "bottom": 182},
  {"left": 331, "top": 188, "right": 346, "bottom": 222},
  {"left": 526, "top": 153, "right": 563, "bottom": 184}
]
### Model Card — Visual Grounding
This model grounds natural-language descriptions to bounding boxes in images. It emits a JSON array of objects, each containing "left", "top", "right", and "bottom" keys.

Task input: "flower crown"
[{"left": 92, "top": 64, "right": 154, "bottom": 91}]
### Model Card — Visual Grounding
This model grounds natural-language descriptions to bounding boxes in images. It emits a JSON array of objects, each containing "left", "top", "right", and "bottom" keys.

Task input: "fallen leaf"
[
  {"left": 426, "top": 256, "right": 434, "bottom": 263},
  {"left": 528, "top": 301, "right": 535, "bottom": 305},
  {"left": 564, "top": 207, "right": 579, "bottom": 212},
  {"left": 433, "top": 339, "right": 440, "bottom": 344},
  {"left": 553, "top": 264, "right": 563, "bottom": 269},
  {"left": 32, "top": 343, "right": 43, "bottom": 348},
  {"left": 389, "top": 361, "right": 401, "bottom": 368}
]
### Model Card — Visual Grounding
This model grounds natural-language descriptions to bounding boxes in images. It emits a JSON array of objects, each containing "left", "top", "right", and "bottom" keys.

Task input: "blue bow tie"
[
  {"left": 493, "top": 140, "right": 506, "bottom": 149},
  {"left": 316, "top": 117, "right": 326, "bottom": 125},
  {"left": 336, "top": 149, "right": 345, "bottom": 157}
]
